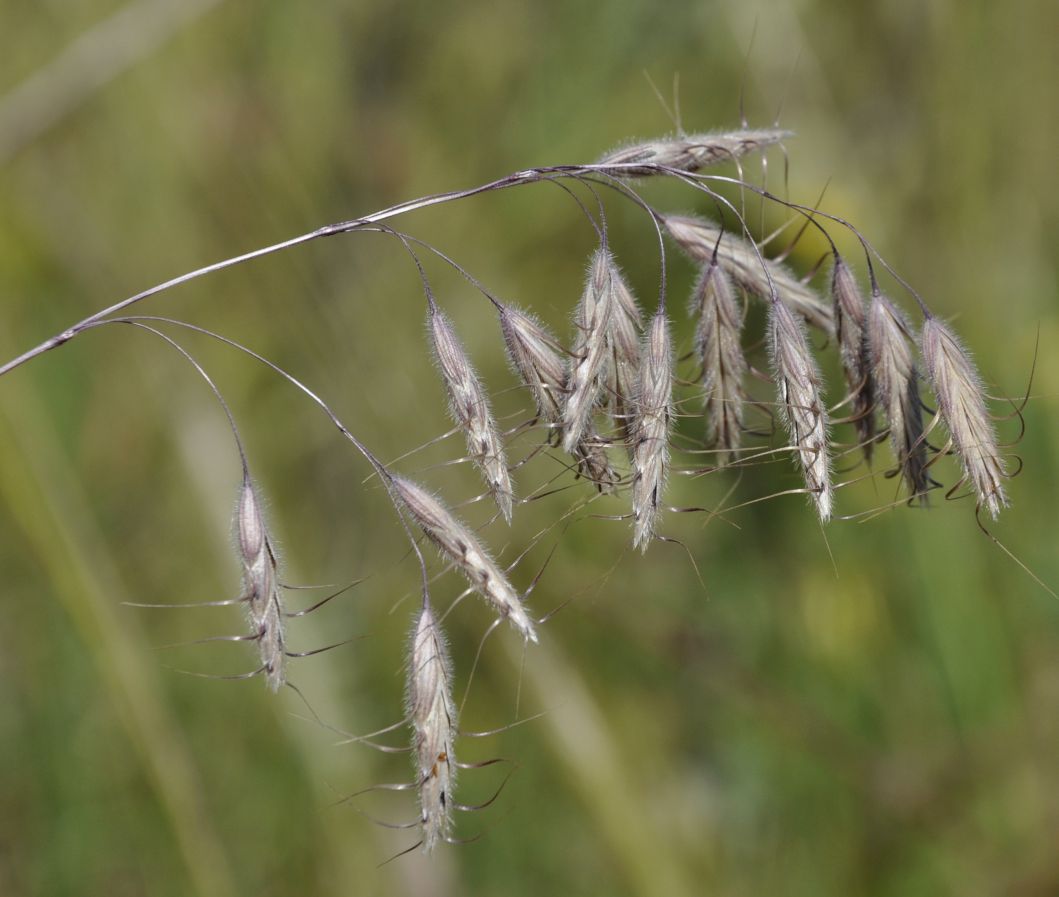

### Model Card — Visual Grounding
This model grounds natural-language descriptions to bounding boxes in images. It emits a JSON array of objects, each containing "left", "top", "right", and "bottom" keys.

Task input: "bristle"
[
  {"left": 597, "top": 128, "right": 793, "bottom": 177},
  {"left": 407, "top": 601, "right": 457, "bottom": 852},
  {"left": 768, "top": 300, "right": 833, "bottom": 520},
  {"left": 631, "top": 309, "right": 673, "bottom": 550},
  {"left": 831, "top": 259, "right": 876, "bottom": 462},
  {"left": 867, "top": 293, "right": 931, "bottom": 502},
  {"left": 391, "top": 476, "right": 538, "bottom": 642},
  {"left": 921, "top": 316, "right": 1008, "bottom": 518},
  {"left": 236, "top": 474, "right": 286, "bottom": 691},
  {"left": 662, "top": 214, "right": 833, "bottom": 333},
  {"left": 691, "top": 259, "right": 747, "bottom": 465},
  {"left": 429, "top": 306, "right": 513, "bottom": 522},
  {"left": 563, "top": 248, "right": 613, "bottom": 453}
]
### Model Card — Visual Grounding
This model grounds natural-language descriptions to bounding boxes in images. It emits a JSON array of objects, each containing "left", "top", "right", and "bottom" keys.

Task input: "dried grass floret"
[
  {"left": 392, "top": 476, "right": 538, "bottom": 642},
  {"left": 768, "top": 300, "right": 832, "bottom": 520},
  {"left": 631, "top": 308, "right": 673, "bottom": 550},
  {"left": 867, "top": 292, "right": 931, "bottom": 501},
  {"left": 921, "top": 316, "right": 1008, "bottom": 518},
  {"left": 563, "top": 248, "right": 613, "bottom": 453},
  {"left": 597, "top": 128, "right": 793, "bottom": 177},
  {"left": 497, "top": 302, "right": 566, "bottom": 427},
  {"left": 603, "top": 257, "right": 643, "bottom": 443},
  {"left": 429, "top": 305, "right": 513, "bottom": 522},
  {"left": 690, "top": 259, "right": 747, "bottom": 464},
  {"left": 407, "top": 600, "right": 457, "bottom": 852},
  {"left": 831, "top": 258, "right": 875, "bottom": 461}
]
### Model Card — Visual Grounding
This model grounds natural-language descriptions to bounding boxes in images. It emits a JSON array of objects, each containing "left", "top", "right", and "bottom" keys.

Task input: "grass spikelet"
[
  {"left": 631, "top": 307, "right": 673, "bottom": 550},
  {"left": 391, "top": 475, "right": 538, "bottom": 642},
  {"left": 428, "top": 304, "right": 513, "bottom": 522},
  {"left": 563, "top": 248, "right": 613, "bottom": 453},
  {"left": 603, "top": 256, "right": 643, "bottom": 442},
  {"left": 867, "top": 292, "right": 931, "bottom": 501},
  {"left": 832, "top": 258, "right": 875, "bottom": 461},
  {"left": 662, "top": 214, "right": 833, "bottom": 333},
  {"left": 690, "top": 259, "right": 747, "bottom": 465},
  {"left": 407, "top": 600, "right": 457, "bottom": 852},
  {"left": 921, "top": 316, "right": 1008, "bottom": 518},
  {"left": 497, "top": 302, "right": 566, "bottom": 427},
  {"left": 597, "top": 128, "right": 793, "bottom": 177},
  {"left": 768, "top": 299, "right": 833, "bottom": 520},
  {"left": 236, "top": 473, "right": 286, "bottom": 691}
]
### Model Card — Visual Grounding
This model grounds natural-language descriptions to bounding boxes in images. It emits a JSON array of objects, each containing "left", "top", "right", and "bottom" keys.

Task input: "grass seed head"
[
  {"left": 867, "top": 292, "right": 931, "bottom": 502},
  {"left": 921, "top": 316, "right": 1008, "bottom": 518},
  {"left": 498, "top": 303, "right": 567, "bottom": 426},
  {"left": 392, "top": 476, "right": 538, "bottom": 642},
  {"left": 831, "top": 258, "right": 876, "bottom": 461},
  {"left": 768, "top": 299, "right": 833, "bottom": 520},
  {"left": 631, "top": 308, "right": 673, "bottom": 550},
  {"left": 563, "top": 248, "right": 613, "bottom": 453},
  {"left": 603, "top": 257, "right": 644, "bottom": 443},
  {"left": 597, "top": 128, "right": 793, "bottom": 177},
  {"left": 429, "top": 306, "right": 513, "bottom": 522},
  {"left": 407, "top": 601, "right": 457, "bottom": 852}
]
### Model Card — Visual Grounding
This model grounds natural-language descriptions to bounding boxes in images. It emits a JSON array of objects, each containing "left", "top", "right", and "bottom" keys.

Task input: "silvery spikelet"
[
  {"left": 597, "top": 128, "right": 793, "bottom": 177},
  {"left": 602, "top": 256, "right": 644, "bottom": 444},
  {"left": 407, "top": 600, "right": 457, "bottom": 852},
  {"left": 831, "top": 258, "right": 876, "bottom": 461},
  {"left": 391, "top": 476, "right": 538, "bottom": 642},
  {"left": 631, "top": 308, "right": 673, "bottom": 550},
  {"left": 921, "top": 316, "right": 1008, "bottom": 518},
  {"left": 236, "top": 473, "right": 286, "bottom": 691},
  {"left": 563, "top": 248, "right": 613, "bottom": 453},
  {"left": 690, "top": 259, "right": 747, "bottom": 465},
  {"left": 428, "top": 305, "right": 513, "bottom": 522},
  {"left": 867, "top": 292, "right": 931, "bottom": 501},
  {"left": 662, "top": 214, "right": 833, "bottom": 333},
  {"left": 768, "top": 299, "right": 833, "bottom": 520},
  {"left": 497, "top": 302, "right": 566, "bottom": 428}
]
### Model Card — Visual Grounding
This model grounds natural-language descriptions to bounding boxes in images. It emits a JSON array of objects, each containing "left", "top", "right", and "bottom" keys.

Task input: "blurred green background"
[{"left": 1, "top": 1, "right": 1057, "bottom": 895}]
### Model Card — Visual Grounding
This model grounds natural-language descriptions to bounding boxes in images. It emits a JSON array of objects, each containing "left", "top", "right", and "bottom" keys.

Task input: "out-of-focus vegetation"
[{"left": 1, "top": 2, "right": 1057, "bottom": 895}]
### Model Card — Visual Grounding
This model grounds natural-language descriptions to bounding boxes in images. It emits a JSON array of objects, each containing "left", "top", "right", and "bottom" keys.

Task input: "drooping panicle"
[
  {"left": 690, "top": 258, "right": 747, "bottom": 465},
  {"left": 921, "top": 316, "right": 1008, "bottom": 518},
  {"left": 597, "top": 128, "right": 793, "bottom": 177},
  {"left": 631, "top": 307, "right": 673, "bottom": 550},
  {"left": 867, "top": 292, "right": 931, "bottom": 502},
  {"left": 768, "top": 299, "right": 833, "bottom": 520},
  {"left": 407, "top": 600, "right": 457, "bottom": 852},
  {"left": 391, "top": 475, "right": 538, "bottom": 642},
  {"left": 236, "top": 473, "right": 286, "bottom": 691},
  {"left": 832, "top": 258, "right": 876, "bottom": 461},
  {"left": 428, "top": 304, "right": 513, "bottom": 522},
  {"left": 563, "top": 248, "right": 613, "bottom": 453},
  {"left": 662, "top": 214, "right": 833, "bottom": 333}
]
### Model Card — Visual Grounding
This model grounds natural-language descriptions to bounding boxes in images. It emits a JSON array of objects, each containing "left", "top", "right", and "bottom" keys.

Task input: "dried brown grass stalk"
[
  {"left": 391, "top": 475, "right": 538, "bottom": 642},
  {"left": 921, "top": 316, "right": 1008, "bottom": 518},
  {"left": 407, "top": 600, "right": 457, "bottom": 852},
  {"left": 429, "top": 304, "right": 513, "bottom": 522},
  {"left": 631, "top": 308, "right": 673, "bottom": 550},
  {"left": 236, "top": 473, "right": 286, "bottom": 691},
  {"left": 867, "top": 292, "right": 931, "bottom": 501},
  {"left": 831, "top": 258, "right": 875, "bottom": 461},
  {"left": 768, "top": 299, "right": 832, "bottom": 520},
  {"left": 597, "top": 128, "right": 792, "bottom": 176},
  {"left": 690, "top": 258, "right": 747, "bottom": 465},
  {"left": 663, "top": 214, "right": 833, "bottom": 333}
]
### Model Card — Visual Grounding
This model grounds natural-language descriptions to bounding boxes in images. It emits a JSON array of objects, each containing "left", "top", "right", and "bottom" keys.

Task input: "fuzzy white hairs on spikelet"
[
  {"left": 768, "top": 299, "right": 833, "bottom": 520},
  {"left": 392, "top": 475, "right": 538, "bottom": 642},
  {"left": 831, "top": 258, "right": 876, "bottom": 461},
  {"left": 236, "top": 473, "right": 286, "bottom": 691},
  {"left": 631, "top": 307, "right": 673, "bottom": 550},
  {"left": 407, "top": 600, "right": 457, "bottom": 852},
  {"left": 428, "top": 304, "right": 513, "bottom": 522},
  {"left": 563, "top": 248, "right": 613, "bottom": 453},
  {"left": 597, "top": 128, "right": 793, "bottom": 177}
]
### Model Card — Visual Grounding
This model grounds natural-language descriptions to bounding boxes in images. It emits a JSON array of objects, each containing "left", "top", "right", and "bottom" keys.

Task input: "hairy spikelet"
[
  {"left": 407, "top": 601, "right": 457, "bottom": 852},
  {"left": 867, "top": 292, "right": 931, "bottom": 501},
  {"left": 597, "top": 128, "right": 793, "bottom": 177},
  {"left": 603, "top": 257, "right": 643, "bottom": 442},
  {"left": 563, "top": 248, "right": 612, "bottom": 453},
  {"left": 631, "top": 309, "right": 673, "bottom": 550},
  {"left": 690, "top": 259, "right": 747, "bottom": 465},
  {"left": 768, "top": 300, "right": 832, "bottom": 519},
  {"left": 391, "top": 476, "right": 538, "bottom": 641},
  {"left": 429, "top": 305, "right": 513, "bottom": 522},
  {"left": 570, "top": 426, "right": 620, "bottom": 491},
  {"left": 662, "top": 214, "right": 833, "bottom": 333},
  {"left": 497, "top": 302, "right": 566, "bottom": 426},
  {"left": 832, "top": 259, "right": 875, "bottom": 461},
  {"left": 236, "top": 474, "right": 285, "bottom": 691},
  {"left": 921, "top": 316, "right": 1008, "bottom": 518}
]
